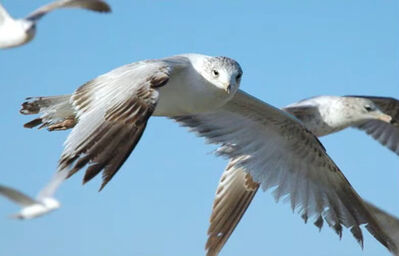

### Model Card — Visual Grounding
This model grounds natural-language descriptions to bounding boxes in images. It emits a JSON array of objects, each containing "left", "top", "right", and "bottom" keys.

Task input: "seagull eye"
[
  {"left": 236, "top": 73, "right": 242, "bottom": 81},
  {"left": 212, "top": 70, "right": 219, "bottom": 78},
  {"left": 364, "top": 105, "right": 374, "bottom": 112}
]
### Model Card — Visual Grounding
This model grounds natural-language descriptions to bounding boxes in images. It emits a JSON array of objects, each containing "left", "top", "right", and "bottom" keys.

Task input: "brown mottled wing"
[
  {"left": 20, "top": 95, "right": 77, "bottom": 131},
  {"left": 175, "top": 90, "right": 398, "bottom": 255},
  {"left": 26, "top": 0, "right": 111, "bottom": 21},
  {"left": 351, "top": 96, "right": 399, "bottom": 155},
  {"left": 206, "top": 158, "right": 259, "bottom": 256},
  {"left": 58, "top": 61, "right": 171, "bottom": 190}
]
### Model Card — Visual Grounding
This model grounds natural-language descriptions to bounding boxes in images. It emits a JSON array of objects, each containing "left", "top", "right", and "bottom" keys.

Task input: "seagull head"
[
  {"left": 201, "top": 56, "right": 243, "bottom": 95},
  {"left": 344, "top": 97, "right": 392, "bottom": 124}
]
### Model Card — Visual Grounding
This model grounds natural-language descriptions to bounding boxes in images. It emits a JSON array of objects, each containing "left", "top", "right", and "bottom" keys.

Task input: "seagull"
[
  {"left": 20, "top": 53, "right": 243, "bottom": 190},
  {"left": 201, "top": 95, "right": 399, "bottom": 256},
  {"left": 0, "top": 0, "right": 111, "bottom": 49},
  {"left": 0, "top": 170, "right": 68, "bottom": 219},
  {"left": 20, "top": 60, "right": 396, "bottom": 255}
]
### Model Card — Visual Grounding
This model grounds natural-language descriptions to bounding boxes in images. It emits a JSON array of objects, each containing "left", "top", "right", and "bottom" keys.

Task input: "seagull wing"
[
  {"left": 0, "top": 185, "right": 37, "bottom": 206},
  {"left": 364, "top": 201, "right": 399, "bottom": 248},
  {"left": 206, "top": 158, "right": 259, "bottom": 256},
  {"left": 0, "top": 3, "right": 12, "bottom": 25},
  {"left": 58, "top": 59, "right": 180, "bottom": 190},
  {"left": 175, "top": 90, "right": 397, "bottom": 254},
  {"left": 282, "top": 104, "right": 320, "bottom": 123},
  {"left": 36, "top": 170, "right": 69, "bottom": 200},
  {"left": 351, "top": 96, "right": 399, "bottom": 155},
  {"left": 26, "top": 0, "right": 111, "bottom": 22}
]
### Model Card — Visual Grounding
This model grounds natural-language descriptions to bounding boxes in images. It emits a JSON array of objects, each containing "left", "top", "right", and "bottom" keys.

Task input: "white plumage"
[
  {"left": 203, "top": 94, "right": 399, "bottom": 256},
  {"left": 0, "top": 170, "right": 68, "bottom": 219},
  {"left": 0, "top": 0, "right": 111, "bottom": 49}
]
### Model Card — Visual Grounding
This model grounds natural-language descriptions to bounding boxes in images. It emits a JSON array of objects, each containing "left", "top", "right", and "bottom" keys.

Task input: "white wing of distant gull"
[
  {"left": 0, "top": 0, "right": 111, "bottom": 49},
  {"left": 173, "top": 91, "right": 398, "bottom": 256},
  {"left": 0, "top": 170, "right": 68, "bottom": 219},
  {"left": 203, "top": 95, "right": 398, "bottom": 256}
]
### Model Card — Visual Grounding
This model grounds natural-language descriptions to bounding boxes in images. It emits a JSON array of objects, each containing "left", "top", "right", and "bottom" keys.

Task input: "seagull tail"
[
  {"left": 20, "top": 94, "right": 77, "bottom": 131},
  {"left": 8, "top": 213, "right": 24, "bottom": 220}
]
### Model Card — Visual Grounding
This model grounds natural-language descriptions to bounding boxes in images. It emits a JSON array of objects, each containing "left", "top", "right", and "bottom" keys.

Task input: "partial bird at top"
[
  {"left": 0, "top": 0, "right": 111, "bottom": 49},
  {"left": 0, "top": 170, "right": 68, "bottom": 219},
  {"left": 19, "top": 56, "right": 397, "bottom": 255},
  {"left": 203, "top": 95, "right": 399, "bottom": 256}
]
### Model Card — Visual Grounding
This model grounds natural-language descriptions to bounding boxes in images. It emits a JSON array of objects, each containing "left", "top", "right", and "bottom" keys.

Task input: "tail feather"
[{"left": 20, "top": 95, "right": 77, "bottom": 131}]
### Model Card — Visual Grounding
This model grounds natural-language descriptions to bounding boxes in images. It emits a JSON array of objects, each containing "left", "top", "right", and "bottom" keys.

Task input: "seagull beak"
[
  {"left": 377, "top": 113, "right": 392, "bottom": 123},
  {"left": 223, "top": 83, "right": 232, "bottom": 94}
]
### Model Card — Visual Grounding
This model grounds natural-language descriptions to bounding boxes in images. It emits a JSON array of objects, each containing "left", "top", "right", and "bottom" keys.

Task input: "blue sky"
[{"left": 0, "top": 0, "right": 398, "bottom": 255}]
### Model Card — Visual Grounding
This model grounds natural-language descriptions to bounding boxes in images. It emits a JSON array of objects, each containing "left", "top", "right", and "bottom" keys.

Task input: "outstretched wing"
[
  {"left": 0, "top": 185, "right": 37, "bottom": 206},
  {"left": 175, "top": 90, "right": 397, "bottom": 254},
  {"left": 0, "top": 3, "right": 12, "bottom": 25},
  {"left": 26, "top": 0, "right": 111, "bottom": 21},
  {"left": 58, "top": 60, "right": 176, "bottom": 190},
  {"left": 36, "top": 170, "right": 69, "bottom": 200},
  {"left": 350, "top": 96, "right": 399, "bottom": 155},
  {"left": 206, "top": 158, "right": 259, "bottom": 256}
]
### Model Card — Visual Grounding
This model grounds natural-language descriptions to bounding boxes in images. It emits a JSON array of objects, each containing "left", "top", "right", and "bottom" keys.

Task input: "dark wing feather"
[
  {"left": 59, "top": 61, "right": 171, "bottom": 190},
  {"left": 206, "top": 157, "right": 259, "bottom": 256}
]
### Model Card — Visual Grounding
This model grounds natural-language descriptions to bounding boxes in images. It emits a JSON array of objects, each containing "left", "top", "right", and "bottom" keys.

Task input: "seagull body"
[
  {"left": 0, "top": 170, "right": 67, "bottom": 219},
  {"left": 204, "top": 95, "right": 399, "bottom": 256},
  {"left": 20, "top": 59, "right": 396, "bottom": 255},
  {"left": 0, "top": 0, "right": 111, "bottom": 49}
]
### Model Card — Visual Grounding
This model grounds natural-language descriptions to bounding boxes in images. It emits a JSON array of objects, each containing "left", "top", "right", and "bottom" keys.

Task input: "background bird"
[
  {"left": 0, "top": 0, "right": 111, "bottom": 49},
  {"left": 0, "top": 170, "right": 67, "bottom": 219},
  {"left": 204, "top": 95, "right": 399, "bottom": 256}
]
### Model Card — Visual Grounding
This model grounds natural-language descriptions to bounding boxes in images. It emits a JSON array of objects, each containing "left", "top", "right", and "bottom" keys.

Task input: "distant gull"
[
  {"left": 0, "top": 170, "right": 67, "bottom": 219},
  {"left": 203, "top": 95, "right": 398, "bottom": 256},
  {"left": 20, "top": 61, "right": 396, "bottom": 254},
  {"left": 0, "top": 0, "right": 111, "bottom": 49}
]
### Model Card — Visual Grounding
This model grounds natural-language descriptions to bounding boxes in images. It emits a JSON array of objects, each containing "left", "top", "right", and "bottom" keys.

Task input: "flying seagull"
[
  {"left": 0, "top": 170, "right": 68, "bottom": 219},
  {"left": 20, "top": 57, "right": 396, "bottom": 255},
  {"left": 0, "top": 0, "right": 111, "bottom": 49},
  {"left": 20, "top": 53, "right": 243, "bottom": 190},
  {"left": 202, "top": 95, "right": 398, "bottom": 256}
]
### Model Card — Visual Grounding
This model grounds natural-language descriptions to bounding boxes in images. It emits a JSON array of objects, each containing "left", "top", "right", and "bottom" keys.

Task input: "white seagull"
[
  {"left": 0, "top": 0, "right": 111, "bottom": 49},
  {"left": 202, "top": 95, "right": 399, "bottom": 256},
  {"left": 0, "top": 170, "right": 68, "bottom": 219},
  {"left": 20, "top": 56, "right": 396, "bottom": 254}
]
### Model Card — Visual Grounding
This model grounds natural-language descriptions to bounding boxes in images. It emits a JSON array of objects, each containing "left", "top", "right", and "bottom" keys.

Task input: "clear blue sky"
[{"left": 0, "top": 1, "right": 398, "bottom": 255}]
